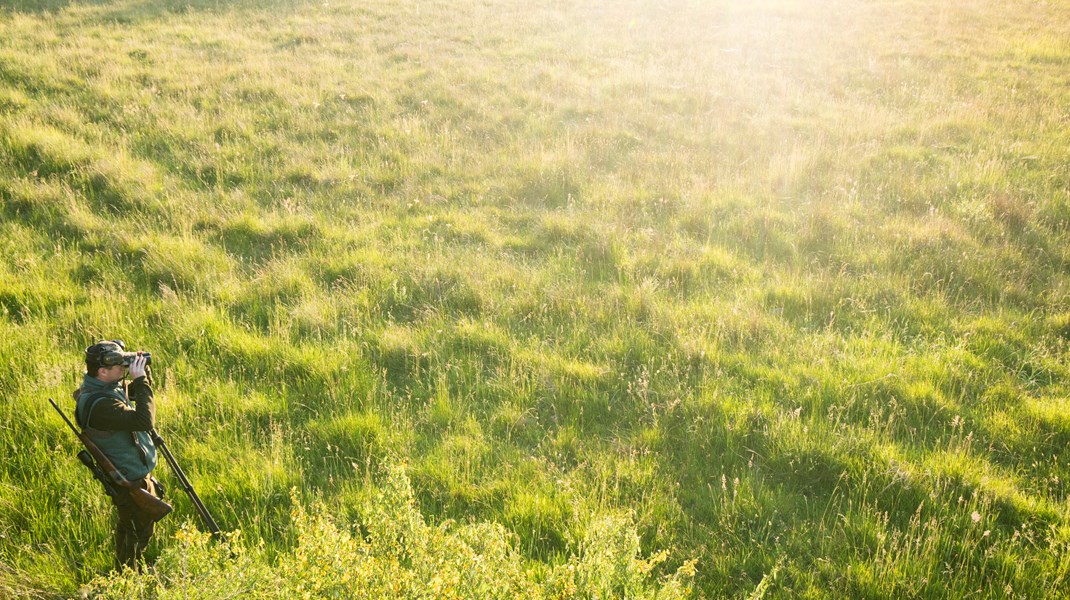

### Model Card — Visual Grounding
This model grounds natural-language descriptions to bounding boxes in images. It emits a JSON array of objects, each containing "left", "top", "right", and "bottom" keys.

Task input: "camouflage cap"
[{"left": 85, "top": 340, "right": 136, "bottom": 367}]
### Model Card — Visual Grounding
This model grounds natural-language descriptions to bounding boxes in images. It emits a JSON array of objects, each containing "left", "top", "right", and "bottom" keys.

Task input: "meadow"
[{"left": 1, "top": 0, "right": 1070, "bottom": 597}]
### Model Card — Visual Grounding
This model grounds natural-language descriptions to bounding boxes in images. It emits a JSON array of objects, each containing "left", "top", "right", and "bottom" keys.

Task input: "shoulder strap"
[{"left": 76, "top": 394, "right": 109, "bottom": 430}]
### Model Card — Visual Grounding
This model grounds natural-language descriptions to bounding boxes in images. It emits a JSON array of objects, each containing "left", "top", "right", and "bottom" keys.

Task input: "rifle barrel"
[{"left": 49, "top": 398, "right": 80, "bottom": 435}]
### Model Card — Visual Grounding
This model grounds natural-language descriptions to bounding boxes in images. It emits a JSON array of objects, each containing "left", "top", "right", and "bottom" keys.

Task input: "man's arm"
[{"left": 85, "top": 377, "right": 155, "bottom": 431}]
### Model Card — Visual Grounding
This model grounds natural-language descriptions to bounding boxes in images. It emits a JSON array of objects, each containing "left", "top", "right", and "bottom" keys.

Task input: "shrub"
[{"left": 84, "top": 464, "right": 694, "bottom": 599}]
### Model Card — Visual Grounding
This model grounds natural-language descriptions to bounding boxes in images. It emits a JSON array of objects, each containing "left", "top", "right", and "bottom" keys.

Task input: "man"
[{"left": 75, "top": 340, "right": 165, "bottom": 570}]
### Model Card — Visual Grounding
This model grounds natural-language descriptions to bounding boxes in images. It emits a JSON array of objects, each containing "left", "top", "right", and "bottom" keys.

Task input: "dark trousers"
[{"left": 111, "top": 476, "right": 164, "bottom": 570}]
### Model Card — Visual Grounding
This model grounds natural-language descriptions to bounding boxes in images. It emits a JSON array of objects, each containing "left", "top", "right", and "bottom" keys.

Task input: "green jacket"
[{"left": 75, "top": 374, "right": 158, "bottom": 481}]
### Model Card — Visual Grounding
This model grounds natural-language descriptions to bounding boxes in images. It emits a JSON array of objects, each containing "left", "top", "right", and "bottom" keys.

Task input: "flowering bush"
[{"left": 86, "top": 465, "right": 694, "bottom": 599}]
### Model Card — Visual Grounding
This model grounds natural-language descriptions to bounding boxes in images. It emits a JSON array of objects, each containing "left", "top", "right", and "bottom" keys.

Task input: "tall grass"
[{"left": 1, "top": 0, "right": 1070, "bottom": 597}]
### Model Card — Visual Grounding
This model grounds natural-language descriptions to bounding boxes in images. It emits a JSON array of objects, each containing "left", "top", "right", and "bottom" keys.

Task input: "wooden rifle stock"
[{"left": 49, "top": 398, "right": 173, "bottom": 522}]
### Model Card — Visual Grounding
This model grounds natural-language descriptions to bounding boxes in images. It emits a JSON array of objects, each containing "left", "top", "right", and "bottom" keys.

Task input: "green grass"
[{"left": 2, "top": 0, "right": 1070, "bottom": 597}]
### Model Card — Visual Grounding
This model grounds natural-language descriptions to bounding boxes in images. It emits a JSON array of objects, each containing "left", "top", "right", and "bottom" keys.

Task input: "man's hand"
[{"left": 130, "top": 353, "right": 148, "bottom": 379}]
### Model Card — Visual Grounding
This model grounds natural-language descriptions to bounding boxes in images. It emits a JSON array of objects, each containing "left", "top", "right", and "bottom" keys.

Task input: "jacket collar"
[{"left": 81, "top": 373, "right": 124, "bottom": 395}]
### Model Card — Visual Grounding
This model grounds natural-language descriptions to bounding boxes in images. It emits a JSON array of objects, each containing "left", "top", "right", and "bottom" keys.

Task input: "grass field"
[{"left": 2, "top": 0, "right": 1070, "bottom": 597}]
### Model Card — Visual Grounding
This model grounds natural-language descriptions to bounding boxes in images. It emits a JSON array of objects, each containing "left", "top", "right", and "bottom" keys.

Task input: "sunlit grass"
[{"left": 2, "top": 0, "right": 1070, "bottom": 597}]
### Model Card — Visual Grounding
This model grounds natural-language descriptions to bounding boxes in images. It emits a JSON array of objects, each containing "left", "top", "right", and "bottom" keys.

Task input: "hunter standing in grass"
[{"left": 75, "top": 340, "right": 165, "bottom": 569}]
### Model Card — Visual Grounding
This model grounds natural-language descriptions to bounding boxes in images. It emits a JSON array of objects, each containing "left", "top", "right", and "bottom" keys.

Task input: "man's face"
[{"left": 96, "top": 363, "right": 127, "bottom": 383}]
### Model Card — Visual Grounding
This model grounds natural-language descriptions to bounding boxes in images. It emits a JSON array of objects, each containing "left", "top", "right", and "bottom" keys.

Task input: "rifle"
[
  {"left": 49, "top": 398, "right": 173, "bottom": 522},
  {"left": 150, "top": 429, "right": 222, "bottom": 538},
  {"left": 75, "top": 449, "right": 119, "bottom": 500}
]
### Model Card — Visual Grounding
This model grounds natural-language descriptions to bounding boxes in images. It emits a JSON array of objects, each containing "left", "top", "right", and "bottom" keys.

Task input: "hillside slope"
[{"left": 2, "top": 0, "right": 1070, "bottom": 597}]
